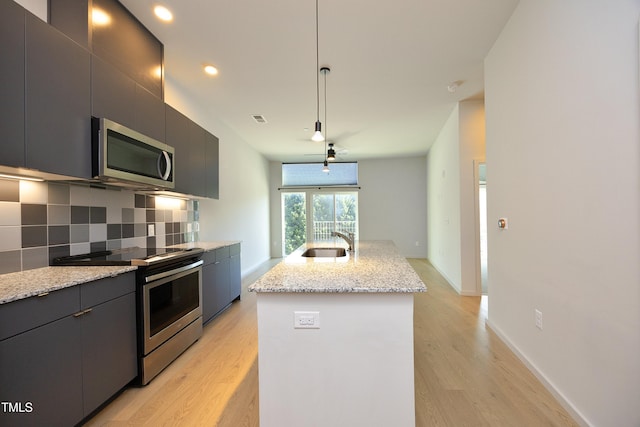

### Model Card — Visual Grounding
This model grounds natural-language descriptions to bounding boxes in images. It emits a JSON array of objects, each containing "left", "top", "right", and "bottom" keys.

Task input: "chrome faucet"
[{"left": 331, "top": 231, "right": 355, "bottom": 251}]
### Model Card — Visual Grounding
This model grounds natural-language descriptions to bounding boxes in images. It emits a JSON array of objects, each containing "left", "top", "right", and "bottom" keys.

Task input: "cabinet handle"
[
  {"left": 73, "top": 308, "right": 93, "bottom": 318},
  {"left": 37, "top": 292, "right": 49, "bottom": 297}
]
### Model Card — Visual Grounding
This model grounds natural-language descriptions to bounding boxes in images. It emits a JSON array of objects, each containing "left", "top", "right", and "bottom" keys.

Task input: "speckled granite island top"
[
  {"left": 0, "top": 266, "right": 137, "bottom": 305},
  {"left": 249, "top": 240, "right": 426, "bottom": 293}
]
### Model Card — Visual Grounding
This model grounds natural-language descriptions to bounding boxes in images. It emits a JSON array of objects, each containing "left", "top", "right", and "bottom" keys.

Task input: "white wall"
[
  {"left": 358, "top": 157, "right": 428, "bottom": 258},
  {"left": 165, "top": 78, "right": 271, "bottom": 275},
  {"left": 484, "top": 1, "right": 640, "bottom": 426},
  {"left": 268, "top": 157, "right": 428, "bottom": 259},
  {"left": 426, "top": 106, "right": 462, "bottom": 291},
  {"left": 458, "top": 101, "right": 486, "bottom": 294},
  {"left": 426, "top": 101, "right": 486, "bottom": 295}
]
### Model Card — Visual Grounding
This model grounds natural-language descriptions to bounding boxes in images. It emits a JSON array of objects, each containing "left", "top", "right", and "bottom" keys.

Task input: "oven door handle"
[{"left": 145, "top": 259, "right": 204, "bottom": 283}]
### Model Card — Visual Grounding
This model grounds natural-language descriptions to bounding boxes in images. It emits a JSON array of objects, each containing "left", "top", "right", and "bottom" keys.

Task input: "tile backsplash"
[{"left": 0, "top": 179, "right": 199, "bottom": 274}]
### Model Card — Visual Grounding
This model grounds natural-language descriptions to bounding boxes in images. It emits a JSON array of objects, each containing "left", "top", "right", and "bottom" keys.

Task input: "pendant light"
[
  {"left": 311, "top": 0, "right": 324, "bottom": 142},
  {"left": 320, "top": 66, "right": 331, "bottom": 172},
  {"left": 327, "top": 143, "right": 336, "bottom": 161}
]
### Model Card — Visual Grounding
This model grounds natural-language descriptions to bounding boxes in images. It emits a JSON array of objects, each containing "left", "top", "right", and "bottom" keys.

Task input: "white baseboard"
[
  {"left": 426, "top": 258, "right": 462, "bottom": 294},
  {"left": 485, "top": 319, "right": 591, "bottom": 427}
]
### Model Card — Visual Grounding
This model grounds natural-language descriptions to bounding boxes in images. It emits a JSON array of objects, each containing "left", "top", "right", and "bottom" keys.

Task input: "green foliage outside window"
[{"left": 283, "top": 193, "right": 306, "bottom": 255}]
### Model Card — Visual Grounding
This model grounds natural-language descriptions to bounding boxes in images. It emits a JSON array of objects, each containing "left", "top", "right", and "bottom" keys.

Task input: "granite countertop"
[
  {"left": 0, "top": 241, "right": 240, "bottom": 305},
  {"left": 0, "top": 266, "right": 138, "bottom": 305},
  {"left": 249, "top": 240, "right": 427, "bottom": 293},
  {"left": 171, "top": 240, "right": 241, "bottom": 252}
]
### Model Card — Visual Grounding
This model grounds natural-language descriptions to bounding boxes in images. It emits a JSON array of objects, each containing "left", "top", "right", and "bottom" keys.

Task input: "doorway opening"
[{"left": 475, "top": 161, "right": 488, "bottom": 294}]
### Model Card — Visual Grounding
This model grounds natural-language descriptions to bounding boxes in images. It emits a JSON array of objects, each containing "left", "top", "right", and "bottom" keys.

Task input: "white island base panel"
[{"left": 256, "top": 292, "right": 416, "bottom": 427}]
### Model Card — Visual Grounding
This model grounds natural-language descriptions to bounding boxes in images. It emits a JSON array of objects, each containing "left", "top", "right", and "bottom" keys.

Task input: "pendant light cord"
[
  {"left": 323, "top": 68, "right": 328, "bottom": 157},
  {"left": 315, "top": 0, "right": 320, "bottom": 123}
]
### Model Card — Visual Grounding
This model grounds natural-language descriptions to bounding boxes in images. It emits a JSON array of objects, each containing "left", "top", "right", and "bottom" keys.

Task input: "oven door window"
[{"left": 148, "top": 269, "right": 200, "bottom": 338}]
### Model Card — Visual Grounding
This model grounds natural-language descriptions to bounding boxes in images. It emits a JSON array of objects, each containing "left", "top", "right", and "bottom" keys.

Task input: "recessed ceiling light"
[
  {"left": 154, "top": 5, "right": 173, "bottom": 22},
  {"left": 204, "top": 65, "right": 218, "bottom": 76}
]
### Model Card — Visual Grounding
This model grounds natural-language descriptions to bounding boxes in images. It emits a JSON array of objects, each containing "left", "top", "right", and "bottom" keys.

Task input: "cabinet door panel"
[
  {"left": 0, "top": 0, "right": 25, "bottom": 167},
  {"left": 0, "top": 286, "right": 79, "bottom": 341},
  {"left": 230, "top": 252, "right": 241, "bottom": 301},
  {"left": 205, "top": 131, "right": 219, "bottom": 199},
  {"left": 81, "top": 293, "right": 137, "bottom": 416},
  {"left": 91, "top": 55, "right": 136, "bottom": 129},
  {"left": 0, "top": 316, "right": 83, "bottom": 427},
  {"left": 25, "top": 14, "right": 91, "bottom": 178},
  {"left": 81, "top": 271, "right": 135, "bottom": 309},
  {"left": 135, "top": 84, "right": 165, "bottom": 142}
]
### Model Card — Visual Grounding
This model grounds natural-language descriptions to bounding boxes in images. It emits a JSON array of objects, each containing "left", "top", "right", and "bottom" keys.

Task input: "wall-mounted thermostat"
[{"left": 498, "top": 218, "right": 508, "bottom": 229}]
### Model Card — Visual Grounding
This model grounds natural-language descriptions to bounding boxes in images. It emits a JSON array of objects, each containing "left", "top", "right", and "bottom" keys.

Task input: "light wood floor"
[{"left": 86, "top": 258, "right": 577, "bottom": 426}]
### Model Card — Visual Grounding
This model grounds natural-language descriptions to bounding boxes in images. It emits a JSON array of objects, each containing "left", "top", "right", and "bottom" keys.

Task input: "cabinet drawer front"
[
  {"left": 201, "top": 250, "right": 216, "bottom": 266},
  {"left": 0, "top": 286, "right": 80, "bottom": 341},
  {"left": 81, "top": 272, "right": 135, "bottom": 309},
  {"left": 215, "top": 246, "right": 230, "bottom": 260},
  {"left": 230, "top": 243, "right": 241, "bottom": 256}
]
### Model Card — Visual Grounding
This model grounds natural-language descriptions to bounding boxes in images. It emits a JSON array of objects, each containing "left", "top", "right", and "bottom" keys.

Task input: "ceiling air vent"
[{"left": 252, "top": 114, "right": 268, "bottom": 124}]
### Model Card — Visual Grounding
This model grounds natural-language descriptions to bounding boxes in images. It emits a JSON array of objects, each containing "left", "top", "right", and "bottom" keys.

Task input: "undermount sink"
[{"left": 301, "top": 247, "right": 347, "bottom": 258}]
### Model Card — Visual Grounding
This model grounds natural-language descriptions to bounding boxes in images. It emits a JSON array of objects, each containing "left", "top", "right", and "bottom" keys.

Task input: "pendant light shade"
[
  {"left": 322, "top": 160, "right": 330, "bottom": 173},
  {"left": 312, "top": 121, "right": 324, "bottom": 142},
  {"left": 327, "top": 143, "right": 336, "bottom": 161}
]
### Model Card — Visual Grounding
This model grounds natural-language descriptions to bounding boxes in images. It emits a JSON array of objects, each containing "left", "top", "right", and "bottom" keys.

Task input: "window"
[
  {"left": 282, "top": 162, "right": 358, "bottom": 187},
  {"left": 282, "top": 190, "right": 358, "bottom": 255}
]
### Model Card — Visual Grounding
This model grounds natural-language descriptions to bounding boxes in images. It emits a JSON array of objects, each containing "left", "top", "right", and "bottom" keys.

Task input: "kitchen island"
[{"left": 249, "top": 240, "right": 426, "bottom": 427}]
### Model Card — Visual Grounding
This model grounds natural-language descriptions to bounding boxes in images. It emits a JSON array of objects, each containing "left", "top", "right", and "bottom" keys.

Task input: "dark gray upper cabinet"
[
  {"left": 92, "top": 55, "right": 165, "bottom": 142},
  {"left": 91, "top": 55, "right": 136, "bottom": 129},
  {"left": 166, "top": 105, "right": 220, "bottom": 198},
  {"left": 166, "top": 105, "right": 205, "bottom": 196},
  {"left": 135, "top": 84, "right": 166, "bottom": 142},
  {"left": 0, "top": 0, "right": 26, "bottom": 168},
  {"left": 48, "top": 0, "right": 90, "bottom": 50},
  {"left": 205, "top": 132, "right": 220, "bottom": 199},
  {"left": 25, "top": 13, "right": 92, "bottom": 179},
  {"left": 49, "top": 0, "right": 164, "bottom": 99},
  {"left": 91, "top": 0, "right": 163, "bottom": 99}
]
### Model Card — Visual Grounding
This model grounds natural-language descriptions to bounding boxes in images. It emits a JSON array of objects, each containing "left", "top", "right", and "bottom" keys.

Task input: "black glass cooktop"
[{"left": 52, "top": 247, "right": 202, "bottom": 266}]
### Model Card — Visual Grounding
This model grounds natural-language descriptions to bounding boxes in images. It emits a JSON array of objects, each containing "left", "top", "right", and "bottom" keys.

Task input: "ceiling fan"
[{"left": 304, "top": 142, "right": 349, "bottom": 161}]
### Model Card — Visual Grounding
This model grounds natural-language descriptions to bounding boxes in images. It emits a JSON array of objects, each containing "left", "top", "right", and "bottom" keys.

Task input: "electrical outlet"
[
  {"left": 535, "top": 309, "right": 543, "bottom": 330},
  {"left": 294, "top": 311, "right": 320, "bottom": 329},
  {"left": 147, "top": 224, "right": 155, "bottom": 237}
]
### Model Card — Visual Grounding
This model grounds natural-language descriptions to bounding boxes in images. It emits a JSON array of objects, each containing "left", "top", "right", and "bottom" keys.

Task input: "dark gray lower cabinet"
[
  {"left": 230, "top": 246, "right": 241, "bottom": 301},
  {"left": 0, "top": 272, "right": 136, "bottom": 426},
  {"left": 0, "top": 315, "right": 83, "bottom": 427},
  {"left": 81, "top": 292, "right": 137, "bottom": 416},
  {"left": 202, "top": 244, "right": 241, "bottom": 324}
]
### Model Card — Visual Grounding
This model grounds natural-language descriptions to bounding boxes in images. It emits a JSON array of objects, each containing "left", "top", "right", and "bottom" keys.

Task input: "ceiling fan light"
[
  {"left": 311, "top": 121, "right": 324, "bottom": 142},
  {"left": 327, "top": 147, "right": 336, "bottom": 161}
]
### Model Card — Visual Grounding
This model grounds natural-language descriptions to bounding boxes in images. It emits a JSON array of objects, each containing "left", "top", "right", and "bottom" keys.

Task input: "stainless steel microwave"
[{"left": 92, "top": 117, "right": 175, "bottom": 189}]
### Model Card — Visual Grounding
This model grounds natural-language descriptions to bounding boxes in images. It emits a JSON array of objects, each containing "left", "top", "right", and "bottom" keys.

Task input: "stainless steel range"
[{"left": 53, "top": 247, "right": 204, "bottom": 385}]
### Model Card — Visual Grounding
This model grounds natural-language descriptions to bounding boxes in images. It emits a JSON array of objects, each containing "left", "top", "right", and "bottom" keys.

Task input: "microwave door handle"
[{"left": 157, "top": 151, "right": 172, "bottom": 181}]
